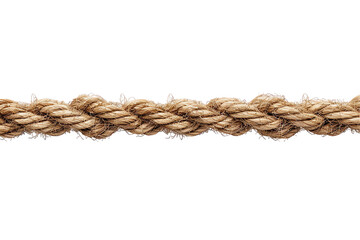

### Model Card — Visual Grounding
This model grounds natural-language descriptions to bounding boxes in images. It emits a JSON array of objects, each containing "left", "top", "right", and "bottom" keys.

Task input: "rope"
[{"left": 0, "top": 94, "right": 359, "bottom": 139}]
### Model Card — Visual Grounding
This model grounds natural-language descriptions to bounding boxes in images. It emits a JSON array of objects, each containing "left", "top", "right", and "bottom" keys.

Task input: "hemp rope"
[{"left": 0, "top": 94, "right": 360, "bottom": 139}]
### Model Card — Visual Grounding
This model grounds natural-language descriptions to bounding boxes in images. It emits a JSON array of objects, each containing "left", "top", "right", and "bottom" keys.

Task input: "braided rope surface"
[{"left": 1, "top": 94, "right": 360, "bottom": 139}]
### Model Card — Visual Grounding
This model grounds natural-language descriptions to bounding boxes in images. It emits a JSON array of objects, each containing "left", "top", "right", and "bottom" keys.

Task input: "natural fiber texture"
[{"left": 1, "top": 94, "right": 360, "bottom": 139}]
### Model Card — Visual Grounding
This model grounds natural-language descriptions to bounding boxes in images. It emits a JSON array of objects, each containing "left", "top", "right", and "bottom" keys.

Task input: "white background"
[{"left": 0, "top": 0, "right": 360, "bottom": 239}]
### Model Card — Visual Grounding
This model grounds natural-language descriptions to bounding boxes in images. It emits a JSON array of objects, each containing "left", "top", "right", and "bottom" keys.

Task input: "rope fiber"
[{"left": 1, "top": 94, "right": 360, "bottom": 139}]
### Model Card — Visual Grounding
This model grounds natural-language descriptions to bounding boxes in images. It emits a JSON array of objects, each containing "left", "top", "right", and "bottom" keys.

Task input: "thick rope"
[{"left": 0, "top": 94, "right": 360, "bottom": 139}]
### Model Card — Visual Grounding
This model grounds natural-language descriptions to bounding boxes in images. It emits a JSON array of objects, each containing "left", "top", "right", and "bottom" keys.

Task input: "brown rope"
[{"left": 0, "top": 94, "right": 359, "bottom": 139}]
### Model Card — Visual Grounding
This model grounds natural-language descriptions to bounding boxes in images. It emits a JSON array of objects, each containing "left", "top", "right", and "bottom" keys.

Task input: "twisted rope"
[{"left": 1, "top": 94, "right": 360, "bottom": 139}]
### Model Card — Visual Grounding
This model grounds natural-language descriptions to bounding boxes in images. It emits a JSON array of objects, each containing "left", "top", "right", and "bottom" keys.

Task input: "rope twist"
[{"left": 1, "top": 94, "right": 359, "bottom": 139}]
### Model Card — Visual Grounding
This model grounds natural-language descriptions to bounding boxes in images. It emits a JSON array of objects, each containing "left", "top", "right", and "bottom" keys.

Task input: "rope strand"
[{"left": 0, "top": 94, "right": 359, "bottom": 139}]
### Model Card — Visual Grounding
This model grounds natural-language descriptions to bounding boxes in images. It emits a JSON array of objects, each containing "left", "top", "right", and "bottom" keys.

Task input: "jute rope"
[{"left": 0, "top": 94, "right": 360, "bottom": 139}]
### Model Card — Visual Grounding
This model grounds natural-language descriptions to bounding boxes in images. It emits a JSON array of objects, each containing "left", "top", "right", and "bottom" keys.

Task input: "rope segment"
[{"left": 0, "top": 94, "right": 360, "bottom": 139}]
